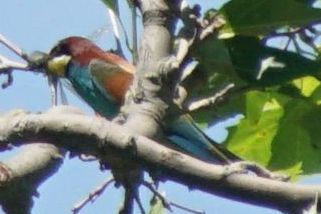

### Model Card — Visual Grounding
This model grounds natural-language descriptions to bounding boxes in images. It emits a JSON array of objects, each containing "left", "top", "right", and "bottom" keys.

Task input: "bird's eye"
[
  {"left": 50, "top": 46, "right": 62, "bottom": 57},
  {"left": 49, "top": 42, "right": 70, "bottom": 57}
]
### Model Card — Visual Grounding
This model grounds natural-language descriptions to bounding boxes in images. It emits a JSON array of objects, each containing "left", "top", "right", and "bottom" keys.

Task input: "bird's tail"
[
  {"left": 202, "top": 131, "right": 241, "bottom": 163},
  {"left": 167, "top": 114, "right": 241, "bottom": 164}
]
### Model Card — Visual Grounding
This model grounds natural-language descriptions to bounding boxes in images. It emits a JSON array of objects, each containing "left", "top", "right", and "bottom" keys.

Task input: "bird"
[{"left": 45, "top": 36, "right": 240, "bottom": 164}]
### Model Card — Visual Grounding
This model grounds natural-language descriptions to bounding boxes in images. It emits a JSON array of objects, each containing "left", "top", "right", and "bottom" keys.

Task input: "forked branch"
[{"left": 0, "top": 108, "right": 320, "bottom": 214}]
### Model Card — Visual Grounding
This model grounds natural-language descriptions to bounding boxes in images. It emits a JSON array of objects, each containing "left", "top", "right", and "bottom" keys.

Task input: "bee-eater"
[{"left": 45, "top": 36, "right": 239, "bottom": 164}]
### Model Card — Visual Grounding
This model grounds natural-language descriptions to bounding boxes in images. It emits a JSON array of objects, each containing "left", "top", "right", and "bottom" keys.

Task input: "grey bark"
[
  {"left": 0, "top": 143, "right": 63, "bottom": 214},
  {"left": 0, "top": 109, "right": 319, "bottom": 214}
]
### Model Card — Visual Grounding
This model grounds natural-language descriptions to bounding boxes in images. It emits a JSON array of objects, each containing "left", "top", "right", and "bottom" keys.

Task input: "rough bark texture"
[
  {"left": 114, "top": 1, "right": 178, "bottom": 213},
  {"left": 0, "top": 1, "right": 319, "bottom": 214},
  {"left": 0, "top": 109, "right": 319, "bottom": 214},
  {"left": 0, "top": 143, "right": 63, "bottom": 214}
]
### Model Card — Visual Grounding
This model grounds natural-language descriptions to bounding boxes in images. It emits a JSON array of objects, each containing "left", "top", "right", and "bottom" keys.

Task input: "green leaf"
[
  {"left": 187, "top": 36, "right": 238, "bottom": 96},
  {"left": 310, "top": 84, "right": 321, "bottom": 105},
  {"left": 225, "top": 91, "right": 285, "bottom": 165},
  {"left": 218, "top": 0, "right": 321, "bottom": 38},
  {"left": 225, "top": 36, "right": 321, "bottom": 87},
  {"left": 225, "top": 90, "right": 321, "bottom": 177},
  {"left": 148, "top": 197, "right": 165, "bottom": 214},
  {"left": 287, "top": 76, "right": 321, "bottom": 106},
  {"left": 292, "top": 76, "right": 321, "bottom": 97},
  {"left": 186, "top": 35, "right": 321, "bottom": 127},
  {"left": 189, "top": 90, "right": 246, "bottom": 128},
  {"left": 184, "top": 36, "right": 242, "bottom": 127},
  {"left": 268, "top": 99, "right": 321, "bottom": 176},
  {"left": 101, "top": 0, "right": 116, "bottom": 10}
]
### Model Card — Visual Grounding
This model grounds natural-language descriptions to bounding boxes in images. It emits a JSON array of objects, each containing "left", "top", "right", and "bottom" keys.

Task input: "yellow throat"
[{"left": 47, "top": 55, "right": 71, "bottom": 76}]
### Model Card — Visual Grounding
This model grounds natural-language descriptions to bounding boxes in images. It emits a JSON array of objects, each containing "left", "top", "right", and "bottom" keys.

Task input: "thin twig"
[
  {"left": 0, "top": 33, "right": 27, "bottom": 59},
  {"left": 264, "top": 27, "right": 302, "bottom": 41},
  {"left": 121, "top": 188, "right": 135, "bottom": 214},
  {"left": 131, "top": 5, "right": 138, "bottom": 64},
  {"left": 175, "top": 2, "right": 198, "bottom": 65},
  {"left": 187, "top": 83, "right": 235, "bottom": 112},
  {"left": 0, "top": 54, "right": 29, "bottom": 89},
  {"left": 142, "top": 181, "right": 205, "bottom": 214},
  {"left": 299, "top": 30, "right": 320, "bottom": 53},
  {"left": 264, "top": 22, "right": 321, "bottom": 57},
  {"left": 283, "top": 37, "right": 292, "bottom": 50},
  {"left": 0, "top": 34, "right": 44, "bottom": 89},
  {"left": 134, "top": 191, "right": 146, "bottom": 214},
  {"left": 106, "top": 1, "right": 132, "bottom": 57},
  {"left": 79, "top": 154, "right": 97, "bottom": 162},
  {"left": 169, "top": 202, "right": 205, "bottom": 214},
  {"left": 119, "top": 13, "right": 133, "bottom": 55},
  {"left": 143, "top": 181, "right": 172, "bottom": 211},
  {"left": 199, "top": 15, "right": 226, "bottom": 40},
  {"left": 72, "top": 177, "right": 115, "bottom": 214},
  {"left": 0, "top": 55, "right": 29, "bottom": 72},
  {"left": 107, "top": 7, "right": 123, "bottom": 57},
  {"left": 292, "top": 34, "right": 317, "bottom": 58}
]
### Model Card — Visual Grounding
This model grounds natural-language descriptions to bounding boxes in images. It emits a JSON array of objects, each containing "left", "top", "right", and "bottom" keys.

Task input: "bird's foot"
[{"left": 223, "top": 161, "right": 289, "bottom": 181}]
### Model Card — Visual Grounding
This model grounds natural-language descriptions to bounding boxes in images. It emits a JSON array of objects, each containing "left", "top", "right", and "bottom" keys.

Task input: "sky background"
[{"left": 0, "top": 0, "right": 319, "bottom": 213}]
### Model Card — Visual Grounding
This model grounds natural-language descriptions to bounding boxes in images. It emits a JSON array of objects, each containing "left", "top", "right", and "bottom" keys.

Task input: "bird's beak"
[{"left": 46, "top": 55, "right": 71, "bottom": 77}]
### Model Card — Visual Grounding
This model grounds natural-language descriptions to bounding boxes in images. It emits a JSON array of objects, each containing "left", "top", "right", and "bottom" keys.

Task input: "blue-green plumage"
[
  {"left": 67, "top": 62, "right": 119, "bottom": 118},
  {"left": 47, "top": 36, "right": 240, "bottom": 164},
  {"left": 167, "top": 115, "right": 238, "bottom": 163}
]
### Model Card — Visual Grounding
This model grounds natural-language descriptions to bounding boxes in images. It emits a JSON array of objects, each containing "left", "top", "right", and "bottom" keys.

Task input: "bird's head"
[
  {"left": 46, "top": 38, "right": 73, "bottom": 77},
  {"left": 46, "top": 36, "right": 104, "bottom": 77}
]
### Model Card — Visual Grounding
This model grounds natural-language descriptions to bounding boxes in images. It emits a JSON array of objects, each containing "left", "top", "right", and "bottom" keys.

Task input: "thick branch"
[
  {"left": 0, "top": 107, "right": 85, "bottom": 213},
  {"left": 119, "top": 2, "right": 178, "bottom": 212},
  {"left": 0, "top": 143, "right": 64, "bottom": 214},
  {"left": 0, "top": 109, "right": 319, "bottom": 214}
]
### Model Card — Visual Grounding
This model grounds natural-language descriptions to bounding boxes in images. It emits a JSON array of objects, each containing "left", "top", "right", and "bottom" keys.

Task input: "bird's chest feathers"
[{"left": 67, "top": 63, "right": 118, "bottom": 118}]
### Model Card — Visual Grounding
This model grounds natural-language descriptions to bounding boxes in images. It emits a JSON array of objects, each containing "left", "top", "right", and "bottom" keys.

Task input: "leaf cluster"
[{"left": 183, "top": 0, "right": 321, "bottom": 178}]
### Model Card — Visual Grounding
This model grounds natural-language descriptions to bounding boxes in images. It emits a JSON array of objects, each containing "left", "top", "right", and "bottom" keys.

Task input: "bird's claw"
[
  {"left": 222, "top": 161, "right": 249, "bottom": 177},
  {"left": 222, "top": 161, "right": 290, "bottom": 181}
]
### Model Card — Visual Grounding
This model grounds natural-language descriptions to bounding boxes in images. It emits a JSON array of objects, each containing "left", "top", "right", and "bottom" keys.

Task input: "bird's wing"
[
  {"left": 102, "top": 51, "right": 135, "bottom": 74},
  {"left": 89, "top": 59, "right": 133, "bottom": 104},
  {"left": 89, "top": 59, "right": 120, "bottom": 92}
]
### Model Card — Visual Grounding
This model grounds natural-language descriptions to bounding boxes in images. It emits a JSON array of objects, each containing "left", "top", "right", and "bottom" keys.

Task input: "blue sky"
[{"left": 0, "top": 0, "right": 307, "bottom": 213}]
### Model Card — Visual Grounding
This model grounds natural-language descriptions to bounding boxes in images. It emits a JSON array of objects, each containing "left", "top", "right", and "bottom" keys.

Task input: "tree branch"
[
  {"left": 186, "top": 83, "right": 235, "bottom": 112},
  {"left": 0, "top": 108, "right": 320, "bottom": 214},
  {"left": 0, "top": 34, "right": 26, "bottom": 59},
  {"left": 117, "top": 1, "right": 179, "bottom": 212},
  {"left": 0, "top": 143, "right": 64, "bottom": 214},
  {"left": 0, "top": 106, "right": 86, "bottom": 213},
  {"left": 72, "top": 177, "right": 115, "bottom": 214}
]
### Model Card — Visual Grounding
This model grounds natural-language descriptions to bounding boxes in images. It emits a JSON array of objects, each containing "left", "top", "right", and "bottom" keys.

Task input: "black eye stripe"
[{"left": 49, "top": 42, "right": 70, "bottom": 58}]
